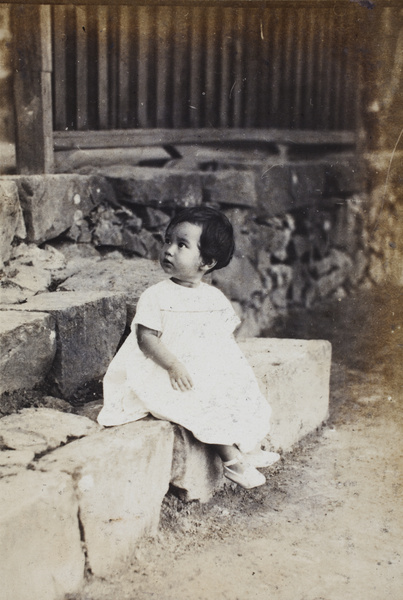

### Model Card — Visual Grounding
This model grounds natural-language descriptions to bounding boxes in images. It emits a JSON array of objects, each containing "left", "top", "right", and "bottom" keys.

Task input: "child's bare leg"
[
  {"left": 213, "top": 444, "right": 243, "bottom": 474},
  {"left": 214, "top": 443, "right": 266, "bottom": 489}
]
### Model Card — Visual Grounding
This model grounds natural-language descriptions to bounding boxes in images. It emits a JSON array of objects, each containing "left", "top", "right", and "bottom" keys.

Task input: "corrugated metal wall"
[{"left": 51, "top": 3, "right": 363, "bottom": 132}]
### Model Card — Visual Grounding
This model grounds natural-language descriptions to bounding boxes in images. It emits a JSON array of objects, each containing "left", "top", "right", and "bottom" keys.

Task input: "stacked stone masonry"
[
  {"left": 0, "top": 151, "right": 401, "bottom": 400},
  {"left": 1, "top": 336, "right": 331, "bottom": 600}
]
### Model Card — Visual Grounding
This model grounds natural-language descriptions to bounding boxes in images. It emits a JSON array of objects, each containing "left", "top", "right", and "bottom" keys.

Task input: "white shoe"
[
  {"left": 223, "top": 458, "right": 266, "bottom": 489},
  {"left": 245, "top": 450, "right": 281, "bottom": 469}
]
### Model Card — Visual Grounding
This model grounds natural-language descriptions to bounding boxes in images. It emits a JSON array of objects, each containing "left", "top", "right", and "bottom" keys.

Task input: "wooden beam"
[
  {"left": 4, "top": 1, "right": 401, "bottom": 7},
  {"left": 11, "top": 5, "right": 53, "bottom": 174},
  {"left": 53, "top": 128, "right": 356, "bottom": 150}
]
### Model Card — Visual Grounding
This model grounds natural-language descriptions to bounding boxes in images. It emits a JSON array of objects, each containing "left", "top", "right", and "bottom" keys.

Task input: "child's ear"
[{"left": 201, "top": 258, "right": 217, "bottom": 272}]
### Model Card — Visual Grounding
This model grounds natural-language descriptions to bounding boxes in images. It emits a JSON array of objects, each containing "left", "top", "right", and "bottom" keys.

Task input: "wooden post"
[{"left": 11, "top": 4, "right": 53, "bottom": 174}]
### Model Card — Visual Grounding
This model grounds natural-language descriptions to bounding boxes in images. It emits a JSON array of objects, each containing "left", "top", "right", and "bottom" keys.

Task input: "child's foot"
[
  {"left": 245, "top": 449, "right": 281, "bottom": 469},
  {"left": 223, "top": 458, "right": 266, "bottom": 489}
]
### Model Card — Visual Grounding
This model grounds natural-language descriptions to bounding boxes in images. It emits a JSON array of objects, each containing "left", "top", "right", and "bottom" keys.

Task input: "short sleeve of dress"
[
  {"left": 132, "top": 286, "right": 163, "bottom": 332},
  {"left": 223, "top": 301, "right": 241, "bottom": 333},
  {"left": 209, "top": 285, "right": 241, "bottom": 333}
]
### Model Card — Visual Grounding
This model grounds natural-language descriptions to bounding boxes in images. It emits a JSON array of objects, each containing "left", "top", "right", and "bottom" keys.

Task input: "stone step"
[
  {"left": 1, "top": 291, "right": 127, "bottom": 397},
  {"left": 0, "top": 310, "right": 56, "bottom": 396},
  {"left": 239, "top": 337, "right": 332, "bottom": 451},
  {"left": 38, "top": 418, "right": 174, "bottom": 577},
  {"left": 0, "top": 470, "right": 85, "bottom": 600}
]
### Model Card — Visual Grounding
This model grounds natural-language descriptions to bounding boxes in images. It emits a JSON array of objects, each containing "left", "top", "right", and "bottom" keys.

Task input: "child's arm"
[{"left": 137, "top": 324, "right": 193, "bottom": 392}]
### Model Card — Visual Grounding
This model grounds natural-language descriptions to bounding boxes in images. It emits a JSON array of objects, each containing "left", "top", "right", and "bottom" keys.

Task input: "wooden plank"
[
  {"left": 156, "top": 6, "right": 172, "bottom": 127},
  {"left": 54, "top": 128, "right": 356, "bottom": 150},
  {"left": 172, "top": 6, "right": 190, "bottom": 128},
  {"left": 269, "top": 8, "right": 282, "bottom": 127},
  {"left": 118, "top": 5, "right": 131, "bottom": 128},
  {"left": 219, "top": 6, "right": 233, "bottom": 127},
  {"left": 232, "top": 8, "right": 245, "bottom": 127},
  {"left": 52, "top": 5, "right": 67, "bottom": 130},
  {"left": 292, "top": 9, "right": 305, "bottom": 129},
  {"left": 204, "top": 6, "right": 218, "bottom": 127},
  {"left": 108, "top": 7, "right": 119, "bottom": 129},
  {"left": 11, "top": 4, "right": 53, "bottom": 173},
  {"left": 75, "top": 6, "right": 88, "bottom": 130},
  {"left": 137, "top": 5, "right": 151, "bottom": 127},
  {"left": 244, "top": 9, "right": 259, "bottom": 127},
  {"left": 97, "top": 6, "right": 109, "bottom": 129},
  {"left": 189, "top": 6, "right": 203, "bottom": 127},
  {"left": 4, "top": 0, "right": 399, "bottom": 5}
]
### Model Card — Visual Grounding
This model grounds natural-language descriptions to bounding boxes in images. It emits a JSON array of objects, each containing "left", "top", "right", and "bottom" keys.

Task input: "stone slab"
[
  {"left": 0, "top": 310, "right": 56, "bottom": 396},
  {"left": 102, "top": 166, "right": 203, "bottom": 207},
  {"left": 0, "top": 407, "right": 100, "bottom": 457},
  {"left": 7, "top": 291, "right": 127, "bottom": 397},
  {"left": 200, "top": 170, "right": 257, "bottom": 207},
  {"left": 60, "top": 257, "right": 165, "bottom": 325},
  {"left": 0, "top": 180, "right": 26, "bottom": 267},
  {"left": 171, "top": 425, "right": 223, "bottom": 503},
  {"left": 38, "top": 419, "right": 174, "bottom": 577},
  {"left": 239, "top": 338, "right": 332, "bottom": 452},
  {"left": 0, "top": 174, "right": 99, "bottom": 244},
  {"left": 0, "top": 470, "right": 84, "bottom": 600}
]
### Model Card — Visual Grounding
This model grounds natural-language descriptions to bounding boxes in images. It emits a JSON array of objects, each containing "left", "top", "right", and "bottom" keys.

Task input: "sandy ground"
[{"left": 74, "top": 287, "right": 403, "bottom": 600}]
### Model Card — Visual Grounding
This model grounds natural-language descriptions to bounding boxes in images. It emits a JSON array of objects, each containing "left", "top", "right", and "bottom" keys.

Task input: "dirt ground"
[{"left": 74, "top": 286, "right": 402, "bottom": 600}]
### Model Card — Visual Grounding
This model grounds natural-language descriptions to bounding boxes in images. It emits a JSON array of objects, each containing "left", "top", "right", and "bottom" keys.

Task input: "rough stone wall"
[{"left": 0, "top": 150, "right": 400, "bottom": 403}]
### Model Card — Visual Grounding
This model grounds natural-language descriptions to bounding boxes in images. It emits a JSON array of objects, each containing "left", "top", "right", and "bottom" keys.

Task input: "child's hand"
[{"left": 168, "top": 362, "right": 193, "bottom": 392}]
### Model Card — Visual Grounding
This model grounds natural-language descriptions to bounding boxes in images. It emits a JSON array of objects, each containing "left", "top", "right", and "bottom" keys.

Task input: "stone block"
[
  {"left": 103, "top": 166, "right": 203, "bottom": 207},
  {"left": 200, "top": 170, "right": 257, "bottom": 207},
  {"left": 0, "top": 470, "right": 84, "bottom": 600},
  {"left": 170, "top": 425, "right": 223, "bottom": 503},
  {"left": 0, "top": 180, "right": 26, "bottom": 267},
  {"left": 256, "top": 164, "right": 295, "bottom": 216},
  {"left": 325, "top": 159, "right": 362, "bottom": 195},
  {"left": 0, "top": 407, "right": 99, "bottom": 457},
  {"left": 0, "top": 310, "right": 56, "bottom": 396},
  {"left": 38, "top": 419, "right": 174, "bottom": 577},
  {"left": 60, "top": 257, "right": 164, "bottom": 325},
  {"left": 239, "top": 338, "right": 332, "bottom": 451},
  {"left": 290, "top": 163, "right": 326, "bottom": 203},
  {"left": 8, "top": 291, "right": 126, "bottom": 397},
  {"left": 3, "top": 174, "right": 100, "bottom": 244}
]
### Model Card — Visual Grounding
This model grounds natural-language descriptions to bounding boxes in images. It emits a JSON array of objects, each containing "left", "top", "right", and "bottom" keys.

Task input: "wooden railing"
[{"left": 10, "top": 1, "right": 387, "bottom": 174}]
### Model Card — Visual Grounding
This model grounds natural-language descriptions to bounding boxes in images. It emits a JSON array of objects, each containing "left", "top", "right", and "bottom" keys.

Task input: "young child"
[{"left": 98, "top": 206, "right": 279, "bottom": 489}]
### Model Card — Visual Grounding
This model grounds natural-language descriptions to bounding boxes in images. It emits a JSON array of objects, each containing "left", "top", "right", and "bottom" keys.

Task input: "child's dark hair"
[{"left": 166, "top": 206, "right": 235, "bottom": 272}]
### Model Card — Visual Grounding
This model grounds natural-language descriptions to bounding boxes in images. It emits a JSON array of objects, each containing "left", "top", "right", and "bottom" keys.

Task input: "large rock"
[
  {"left": 38, "top": 419, "right": 174, "bottom": 577},
  {"left": 171, "top": 425, "right": 223, "bottom": 503},
  {"left": 0, "top": 407, "right": 99, "bottom": 457},
  {"left": 103, "top": 166, "right": 203, "bottom": 207},
  {"left": 8, "top": 292, "right": 126, "bottom": 397},
  {"left": 60, "top": 257, "right": 165, "bottom": 324},
  {"left": 2, "top": 174, "right": 100, "bottom": 244},
  {"left": 240, "top": 338, "right": 332, "bottom": 452},
  {"left": 0, "top": 470, "right": 85, "bottom": 600},
  {"left": 0, "top": 180, "right": 26, "bottom": 267},
  {"left": 0, "top": 310, "right": 56, "bottom": 397},
  {"left": 200, "top": 170, "right": 257, "bottom": 207}
]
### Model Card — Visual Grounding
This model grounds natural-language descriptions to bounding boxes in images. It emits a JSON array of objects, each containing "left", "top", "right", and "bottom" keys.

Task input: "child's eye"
[
  {"left": 178, "top": 242, "right": 187, "bottom": 248},
  {"left": 164, "top": 238, "right": 170, "bottom": 245}
]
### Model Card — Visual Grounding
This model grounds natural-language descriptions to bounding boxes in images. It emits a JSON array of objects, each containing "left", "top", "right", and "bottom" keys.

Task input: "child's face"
[{"left": 160, "top": 221, "right": 208, "bottom": 287}]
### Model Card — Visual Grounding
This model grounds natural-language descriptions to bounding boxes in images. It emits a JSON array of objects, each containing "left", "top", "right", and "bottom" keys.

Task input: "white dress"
[{"left": 98, "top": 279, "right": 271, "bottom": 453}]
